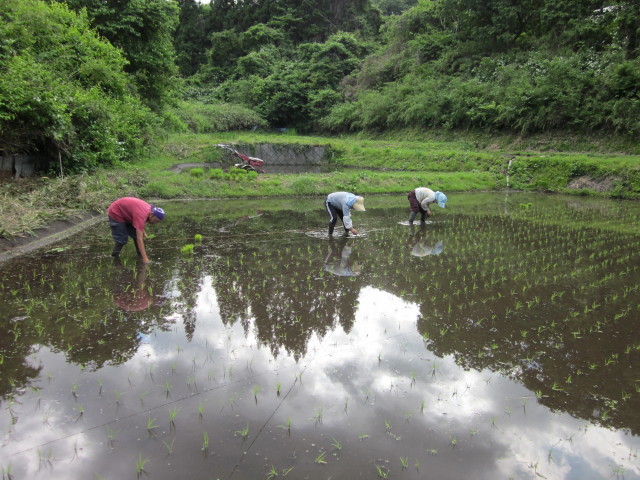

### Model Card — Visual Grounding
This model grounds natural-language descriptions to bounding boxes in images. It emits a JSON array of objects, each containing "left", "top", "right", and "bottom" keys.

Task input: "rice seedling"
[
  {"left": 186, "top": 376, "right": 197, "bottom": 391},
  {"left": 105, "top": 426, "right": 117, "bottom": 447},
  {"left": 253, "top": 385, "right": 262, "bottom": 401},
  {"left": 236, "top": 423, "right": 250, "bottom": 439},
  {"left": 331, "top": 438, "right": 342, "bottom": 451},
  {"left": 194, "top": 234, "right": 203, "bottom": 243},
  {"left": 400, "top": 457, "right": 408, "bottom": 469},
  {"left": 136, "top": 454, "right": 149, "bottom": 476},
  {"left": 146, "top": 417, "right": 158, "bottom": 433},
  {"left": 375, "top": 465, "right": 389, "bottom": 478},
  {"left": 267, "top": 465, "right": 278, "bottom": 479},
  {"left": 37, "top": 448, "right": 53, "bottom": 468},
  {"left": 168, "top": 406, "right": 180, "bottom": 427},
  {"left": 1, "top": 463, "right": 13, "bottom": 480},
  {"left": 277, "top": 417, "right": 292, "bottom": 434},
  {"left": 202, "top": 432, "right": 209, "bottom": 452},
  {"left": 181, "top": 244, "right": 195, "bottom": 255},
  {"left": 162, "top": 438, "right": 175, "bottom": 455},
  {"left": 312, "top": 407, "right": 323, "bottom": 424},
  {"left": 315, "top": 451, "right": 327, "bottom": 464}
]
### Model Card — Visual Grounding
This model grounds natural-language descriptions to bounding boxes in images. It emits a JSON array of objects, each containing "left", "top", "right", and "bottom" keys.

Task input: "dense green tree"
[
  {"left": 0, "top": 0, "right": 157, "bottom": 171},
  {"left": 64, "top": 0, "right": 180, "bottom": 110},
  {"left": 174, "top": 0, "right": 210, "bottom": 77},
  {"left": 372, "top": 0, "right": 417, "bottom": 16},
  {"left": 206, "top": 31, "right": 374, "bottom": 130},
  {"left": 321, "top": 0, "right": 640, "bottom": 136}
]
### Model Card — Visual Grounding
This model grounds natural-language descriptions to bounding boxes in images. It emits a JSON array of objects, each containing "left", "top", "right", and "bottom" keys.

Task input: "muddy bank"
[{"left": 0, "top": 213, "right": 102, "bottom": 263}]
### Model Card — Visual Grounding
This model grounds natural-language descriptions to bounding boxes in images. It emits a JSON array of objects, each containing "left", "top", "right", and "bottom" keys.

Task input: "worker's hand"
[
  {"left": 349, "top": 227, "right": 358, "bottom": 235},
  {"left": 142, "top": 257, "right": 151, "bottom": 264}
]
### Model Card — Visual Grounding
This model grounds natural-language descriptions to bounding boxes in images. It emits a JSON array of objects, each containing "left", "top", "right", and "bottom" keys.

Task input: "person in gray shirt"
[{"left": 325, "top": 191, "right": 365, "bottom": 236}]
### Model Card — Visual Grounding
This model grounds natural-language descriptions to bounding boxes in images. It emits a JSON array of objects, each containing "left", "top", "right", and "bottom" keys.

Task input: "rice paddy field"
[{"left": 1, "top": 192, "right": 639, "bottom": 479}]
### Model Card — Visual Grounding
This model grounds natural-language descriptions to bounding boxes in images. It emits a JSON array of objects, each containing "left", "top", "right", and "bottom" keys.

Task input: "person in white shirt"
[{"left": 407, "top": 188, "right": 447, "bottom": 224}]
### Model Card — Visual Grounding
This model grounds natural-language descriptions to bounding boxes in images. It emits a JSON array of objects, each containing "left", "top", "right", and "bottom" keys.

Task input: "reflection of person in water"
[
  {"left": 407, "top": 224, "right": 444, "bottom": 257},
  {"left": 112, "top": 259, "right": 162, "bottom": 311},
  {"left": 324, "top": 237, "right": 361, "bottom": 276}
]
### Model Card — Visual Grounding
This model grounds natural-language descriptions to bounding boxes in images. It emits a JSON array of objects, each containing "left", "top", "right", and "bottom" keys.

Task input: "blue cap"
[
  {"left": 151, "top": 206, "right": 165, "bottom": 220},
  {"left": 435, "top": 191, "right": 447, "bottom": 208}
]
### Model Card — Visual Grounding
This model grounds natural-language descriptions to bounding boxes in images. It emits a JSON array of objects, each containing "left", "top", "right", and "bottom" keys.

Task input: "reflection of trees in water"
[
  {"left": 2, "top": 204, "right": 639, "bottom": 435},
  {"left": 173, "top": 210, "right": 640, "bottom": 434},
  {"left": 172, "top": 257, "right": 206, "bottom": 342},
  {"left": 0, "top": 329, "right": 41, "bottom": 399},
  {"left": 365, "top": 214, "right": 640, "bottom": 435},
  {"left": 0, "top": 255, "right": 176, "bottom": 400},
  {"left": 213, "top": 243, "right": 359, "bottom": 361}
]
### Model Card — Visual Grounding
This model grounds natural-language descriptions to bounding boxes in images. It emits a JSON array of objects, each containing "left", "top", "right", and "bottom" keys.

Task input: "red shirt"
[{"left": 107, "top": 197, "right": 151, "bottom": 232}]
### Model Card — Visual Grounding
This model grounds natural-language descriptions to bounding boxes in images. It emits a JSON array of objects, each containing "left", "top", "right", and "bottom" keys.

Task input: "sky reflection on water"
[{"left": 1, "top": 193, "right": 640, "bottom": 479}]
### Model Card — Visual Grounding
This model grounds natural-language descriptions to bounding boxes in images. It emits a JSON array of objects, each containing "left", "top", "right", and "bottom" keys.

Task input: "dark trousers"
[
  {"left": 325, "top": 200, "right": 348, "bottom": 235},
  {"left": 407, "top": 191, "right": 427, "bottom": 223},
  {"left": 109, "top": 217, "right": 141, "bottom": 256}
]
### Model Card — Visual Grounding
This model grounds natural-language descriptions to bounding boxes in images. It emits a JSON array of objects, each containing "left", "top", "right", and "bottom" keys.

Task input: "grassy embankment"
[{"left": 2, "top": 131, "right": 640, "bottom": 238}]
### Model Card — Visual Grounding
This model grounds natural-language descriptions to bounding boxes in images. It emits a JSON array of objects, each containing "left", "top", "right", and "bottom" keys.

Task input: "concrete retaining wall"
[
  {"left": 232, "top": 144, "right": 329, "bottom": 166},
  {"left": 0, "top": 154, "right": 41, "bottom": 179}
]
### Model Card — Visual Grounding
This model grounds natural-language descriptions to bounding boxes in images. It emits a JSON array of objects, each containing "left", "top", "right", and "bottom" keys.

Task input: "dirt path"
[{"left": 0, "top": 213, "right": 102, "bottom": 264}]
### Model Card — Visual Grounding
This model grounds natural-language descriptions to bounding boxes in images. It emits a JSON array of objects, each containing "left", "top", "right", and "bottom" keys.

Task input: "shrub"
[
  {"left": 0, "top": 0, "right": 158, "bottom": 173},
  {"left": 209, "top": 168, "right": 225, "bottom": 179},
  {"left": 168, "top": 100, "right": 267, "bottom": 133}
]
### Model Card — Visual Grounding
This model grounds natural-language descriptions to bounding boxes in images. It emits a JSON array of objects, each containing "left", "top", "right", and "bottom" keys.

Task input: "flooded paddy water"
[{"left": 1, "top": 192, "right": 640, "bottom": 479}]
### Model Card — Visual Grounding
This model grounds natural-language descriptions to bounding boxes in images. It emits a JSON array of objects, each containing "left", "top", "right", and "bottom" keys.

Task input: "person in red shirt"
[{"left": 107, "top": 197, "right": 165, "bottom": 263}]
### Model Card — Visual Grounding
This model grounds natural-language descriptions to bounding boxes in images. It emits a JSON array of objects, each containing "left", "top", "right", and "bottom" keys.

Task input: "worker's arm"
[{"left": 136, "top": 229, "right": 151, "bottom": 264}]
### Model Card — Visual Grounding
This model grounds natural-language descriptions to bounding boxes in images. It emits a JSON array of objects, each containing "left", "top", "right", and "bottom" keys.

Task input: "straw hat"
[{"left": 352, "top": 196, "right": 365, "bottom": 211}]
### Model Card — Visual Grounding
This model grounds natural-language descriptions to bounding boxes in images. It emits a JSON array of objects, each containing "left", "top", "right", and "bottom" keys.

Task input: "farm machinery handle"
[{"left": 215, "top": 144, "right": 265, "bottom": 173}]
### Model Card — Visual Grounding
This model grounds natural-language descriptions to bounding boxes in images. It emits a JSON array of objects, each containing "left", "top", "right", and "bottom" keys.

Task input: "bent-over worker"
[
  {"left": 407, "top": 188, "right": 447, "bottom": 224},
  {"left": 107, "top": 197, "right": 165, "bottom": 263},
  {"left": 325, "top": 191, "right": 365, "bottom": 236}
]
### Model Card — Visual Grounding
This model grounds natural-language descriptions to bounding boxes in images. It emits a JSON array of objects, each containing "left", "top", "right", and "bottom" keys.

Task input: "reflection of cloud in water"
[
  {"left": 6, "top": 266, "right": 640, "bottom": 479},
  {"left": 294, "top": 287, "right": 640, "bottom": 479}
]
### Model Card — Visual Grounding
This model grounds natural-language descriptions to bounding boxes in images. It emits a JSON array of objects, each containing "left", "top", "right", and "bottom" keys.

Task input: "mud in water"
[{"left": 1, "top": 193, "right": 640, "bottom": 479}]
